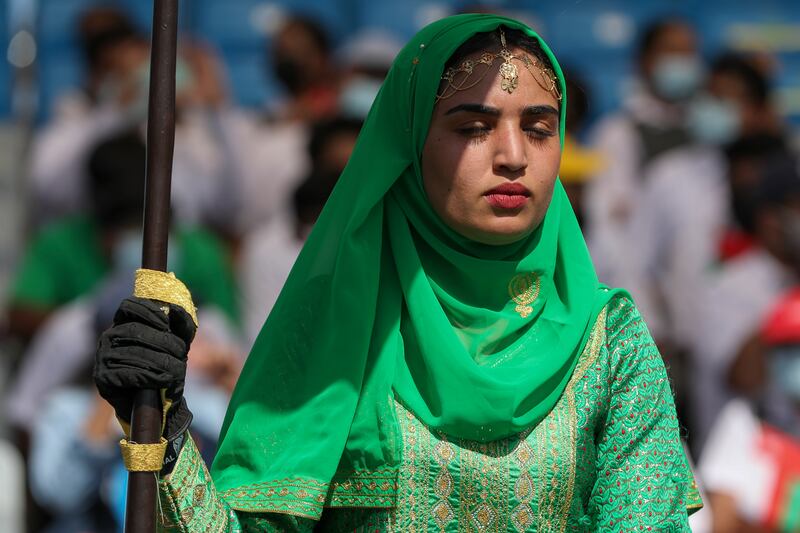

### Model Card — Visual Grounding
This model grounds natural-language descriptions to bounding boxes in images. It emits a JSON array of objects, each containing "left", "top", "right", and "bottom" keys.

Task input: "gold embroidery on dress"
[
  {"left": 508, "top": 272, "right": 540, "bottom": 318},
  {"left": 459, "top": 437, "right": 511, "bottom": 532},
  {"left": 570, "top": 308, "right": 607, "bottom": 385},
  {"left": 432, "top": 439, "right": 455, "bottom": 531},
  {"left": 395, "top": 403, "right": 434, "bottom": 531},
  {"left": 391, "top": 308, "right": 608, "bottom": 532},
  {"left": 511, "top": 433, "right": 536, "bottom": 532},
  {"left": 158, "top": 436, "right": 231, "bottom": 532},
  {"left": 557, "top": 387, "right": 578, "bottom": 532}
]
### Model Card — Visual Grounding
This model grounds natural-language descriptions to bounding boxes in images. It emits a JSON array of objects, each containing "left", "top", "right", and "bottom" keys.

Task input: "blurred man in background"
[
  {"left": 240, "top": 115, "right": 363, "bottom": 343},
  {"left": 691, "top": 154, "right": 800, "bottom": 455},
  {"left": 585, "top": 18, "right": 702, "bottom": 290},
  {"left": 28, "top": 8, "right": 147, "bottom": 221},
  {"left": 337, "top": 30, "right": 401, "bottom": 119},
  {"left": 699, "top": 284, "right": 800, "bottom": 532},
  {"left": 216, "top": 16, "right": 339, "bottom": 233},
  {"left": 28, "top": 7, "right": 240, "bottom": 232},
  {"left": 622, "top": 52, "right": 792, "bottom": 441},
  {"left": 270, "top": 16, "right": 339, "bottom": 122},
  {"left": 7, "top": 130, "right": 239, "bottom": 341}
]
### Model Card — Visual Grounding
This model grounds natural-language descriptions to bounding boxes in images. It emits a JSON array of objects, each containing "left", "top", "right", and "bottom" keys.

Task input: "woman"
[{"left": 95, "top": 14, "right": 702, "bottom": 531}]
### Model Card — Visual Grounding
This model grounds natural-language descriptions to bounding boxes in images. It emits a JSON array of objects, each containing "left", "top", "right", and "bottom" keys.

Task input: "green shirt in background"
[{"left": 9, "top": 216, "right": 240, "bottom": 325}]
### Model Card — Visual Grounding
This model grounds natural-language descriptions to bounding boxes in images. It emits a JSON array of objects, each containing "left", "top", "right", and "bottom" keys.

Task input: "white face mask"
[
  {"left": 651, "top": 54, "right": 704, "bottom": 101},
  {"left": 687, "top": 94, "right": 741, "bottom": 145},
  {"left": 111, "top": 229, "right": 143, "bottom": 273},
  {"left": 111, "top": 229, "right": 177, "bottom": 273},
  {"left": 771, "top": 347, "right": 800, "bottom": 403},
  {"left": 339, "top": 76, "right": 383, "bottom": 119}
]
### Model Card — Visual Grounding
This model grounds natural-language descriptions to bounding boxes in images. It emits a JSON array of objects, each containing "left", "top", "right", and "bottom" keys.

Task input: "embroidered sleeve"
[
  {"left": 157, "top": 435, "right": 315, "bottom": 532},
  {"left": 589, "top": 297, "right": 703, "bottom": 531}
]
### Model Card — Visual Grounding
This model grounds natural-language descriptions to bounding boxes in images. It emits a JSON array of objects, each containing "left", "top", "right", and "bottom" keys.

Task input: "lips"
[{"left": 484, "top": 183, "right": 531, "bottom": 210}]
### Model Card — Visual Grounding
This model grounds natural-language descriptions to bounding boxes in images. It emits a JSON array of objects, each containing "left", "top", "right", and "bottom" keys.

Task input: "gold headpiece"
[{"left": 436, "top": 29, "right": 562, "bottom": 102}]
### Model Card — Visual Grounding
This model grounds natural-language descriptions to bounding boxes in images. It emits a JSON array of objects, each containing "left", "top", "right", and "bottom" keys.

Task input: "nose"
[{"left": 493, "top": 122, "right": 528, "bottom": 174}]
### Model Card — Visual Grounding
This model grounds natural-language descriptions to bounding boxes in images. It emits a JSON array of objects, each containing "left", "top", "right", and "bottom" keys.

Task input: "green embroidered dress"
[
  {"left": 157, "top": 296, "right": 702, "bottom": 531},
  {"left": 154, "top": 14, "right": 702, "bottom": 532}
]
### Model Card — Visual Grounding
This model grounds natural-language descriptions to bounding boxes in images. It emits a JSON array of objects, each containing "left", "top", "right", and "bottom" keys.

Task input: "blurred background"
[{"left": 0, "top": 0, "right": 799, "bottom": 531}]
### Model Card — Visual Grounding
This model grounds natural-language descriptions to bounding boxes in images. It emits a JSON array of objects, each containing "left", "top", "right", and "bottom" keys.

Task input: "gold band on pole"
[
  {"left": 119, "top": 437, "right": 169, "bottom": 472},
  {"left": 133, "top": 269, "right": 198, "bottom": 326}
]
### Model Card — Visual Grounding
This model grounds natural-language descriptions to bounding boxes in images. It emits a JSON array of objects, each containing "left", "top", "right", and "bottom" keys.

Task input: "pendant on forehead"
[
  {"left": 499, "top": 51, "right": 519, "bottom": 93},
  {"left": 508, "top": 272, "right": 540, "bottom": 318}
]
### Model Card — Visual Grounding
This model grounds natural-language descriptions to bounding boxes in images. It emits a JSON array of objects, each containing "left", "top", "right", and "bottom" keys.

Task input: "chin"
[{"left": 464, "top": 220, "right": 537, "bottom": 246}]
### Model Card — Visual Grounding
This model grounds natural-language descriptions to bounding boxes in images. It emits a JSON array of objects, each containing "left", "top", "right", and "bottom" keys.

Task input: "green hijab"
[{"left": 213, "top": 13, "right": 622, "bottom": 516}]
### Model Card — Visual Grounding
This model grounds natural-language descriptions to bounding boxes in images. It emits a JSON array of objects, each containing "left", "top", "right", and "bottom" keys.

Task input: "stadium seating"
[
  {"left": 34, "top": 0, "right": 190, "bottom": 118},
  {"left": 19, "top": 0, "right": 800, "bottom": 125},
  {"left": 354, "top": 0, "right": 458, "bottom": 41}
]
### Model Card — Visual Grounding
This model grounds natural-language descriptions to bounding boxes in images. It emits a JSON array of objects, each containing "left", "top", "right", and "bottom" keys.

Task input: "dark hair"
[
  {"left": 87, "top": 130, "right": 147, "bottom": 229},
  {"left": 78, "top": 8, "right": 140, "bottom": 72},
  {"left": 283, "top": 15, "right": 331, "bottom": 55},
  {"left": 307, "top": 116, "right": 363, "bottom": 166},
  {"left": 755, "top": 154, "right": 800, "bottom": 210},
  {"left": 711, "top": 53, "right": 770, "bottom": 106},
  {"left": 442, "top": 25, "right": 557, "bottom": 86},
  {"left": 636, "top": 18, "right": 692, "bottom": 61},
  {"left": 293, "top": 117, "right": 363, "bottom": 224},
  {"left": 724, "top": 133, "right": 790, "bottom": 232},
  {"left": 724, "top": 132, "right": 787, "bottom": 163},
  {"left": 564, "top": 70, "right": 589, "bottom": 133}
]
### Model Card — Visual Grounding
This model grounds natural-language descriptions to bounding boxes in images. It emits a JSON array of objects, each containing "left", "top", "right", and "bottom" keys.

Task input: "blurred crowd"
[{"left": 0, "top": 3, "right": 799, "bottom": 533}]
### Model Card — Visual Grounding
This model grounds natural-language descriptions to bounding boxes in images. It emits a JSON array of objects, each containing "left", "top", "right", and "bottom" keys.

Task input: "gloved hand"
[{"left": 94, "top": 296, "right": 196, "bottom": 441}]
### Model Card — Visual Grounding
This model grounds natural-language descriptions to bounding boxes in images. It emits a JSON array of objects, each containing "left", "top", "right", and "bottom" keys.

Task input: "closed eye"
[
  {"left": 458, "top": 125, "right": 492, "bottom": 144},
  {"left": 459, "top": 126, "right": 491, "bottom": 136},
  {"left": 523, "top": 127, "right": 556, "bottom": 141}
]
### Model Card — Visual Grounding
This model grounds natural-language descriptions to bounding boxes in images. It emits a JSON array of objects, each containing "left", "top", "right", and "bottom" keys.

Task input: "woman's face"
[{"left": 422, "top": 47, "right": 562, "bottom": 245}]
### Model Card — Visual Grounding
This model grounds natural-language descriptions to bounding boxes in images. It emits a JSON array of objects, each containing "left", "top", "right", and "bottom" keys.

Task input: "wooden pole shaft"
[{"left": 126, "top": 1, "right": 179, "bottom": 531}]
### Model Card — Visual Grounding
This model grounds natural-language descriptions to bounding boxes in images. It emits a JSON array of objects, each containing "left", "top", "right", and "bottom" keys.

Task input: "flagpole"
[{"left": 126, "top": 1, "right": 179, "bottom": 531}]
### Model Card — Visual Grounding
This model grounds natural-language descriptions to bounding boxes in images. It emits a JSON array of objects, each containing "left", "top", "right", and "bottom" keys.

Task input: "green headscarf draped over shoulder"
[{"left": 212, "top": 13, "right": 623, "bottom": 518}]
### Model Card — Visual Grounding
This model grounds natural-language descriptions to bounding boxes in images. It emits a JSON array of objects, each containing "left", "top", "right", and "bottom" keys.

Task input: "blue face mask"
[
  {"left": 111, "top": 230, "right": 143, "bottom": 273},
  {"left": 112, "top": 230, "right": 178, "bottom": 273},
  {"left": 771, "top": 347, "right": 800, "bottom": 403},
  {"left": 339, "top": 76, "right": 383, "bottom": 119},
  {"left": 687, "top": 95, "right": 741, "bottom": 145},
  {"left": 651, "top": 55, "right": 703, "bottom": 101},
  {"left": 97, "top": 58, "right": 194, "bottom": 120}
]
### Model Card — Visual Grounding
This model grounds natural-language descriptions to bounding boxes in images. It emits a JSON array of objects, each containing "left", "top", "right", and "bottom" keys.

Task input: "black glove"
[{"left": 94, "top": 296, "right": 196, "bottom": 441}]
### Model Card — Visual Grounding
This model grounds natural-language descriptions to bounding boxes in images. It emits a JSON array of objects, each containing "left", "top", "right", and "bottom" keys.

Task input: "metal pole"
[{"left": 126, "top": 1, "right": 179, "bottom": 531}]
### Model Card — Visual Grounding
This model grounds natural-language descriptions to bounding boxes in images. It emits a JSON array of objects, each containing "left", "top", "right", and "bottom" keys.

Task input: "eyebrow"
[
  {"left": 444, "top": 103, "right": 501, "bottom": 116},
  {"left": 443, "top": 103, "right": 559, "bottom": 117},
  {"left": 521, "top": 105, "right": 559, "bottom": 117}
]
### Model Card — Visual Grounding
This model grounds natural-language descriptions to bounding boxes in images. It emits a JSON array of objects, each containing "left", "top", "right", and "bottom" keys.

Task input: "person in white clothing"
[
  {"left": 29, "top": 7, "right": 241, "bottom": 231},
  {"left": 240, "top": 116, "right": 362, "bottom": 343},
  {"left": 28, "top": 9, "right": 145, "bottom": 221},
  {"left": 624, "top": 54, "right": 790, "bottom": 436},
  {"left": 699, "top": 288, "right": 800, "bottom": 532},
  {"left": 690, "top": 154, "right": 800, "bottom": 452},
  {"left": 585, "top": 18, "right": 702, "bottom": 288}
]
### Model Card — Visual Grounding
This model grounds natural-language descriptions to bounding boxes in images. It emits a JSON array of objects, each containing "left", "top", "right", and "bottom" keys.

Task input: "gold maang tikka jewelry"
[{"left": 436, "top": 28, "right": 562, "bottom": 102}]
